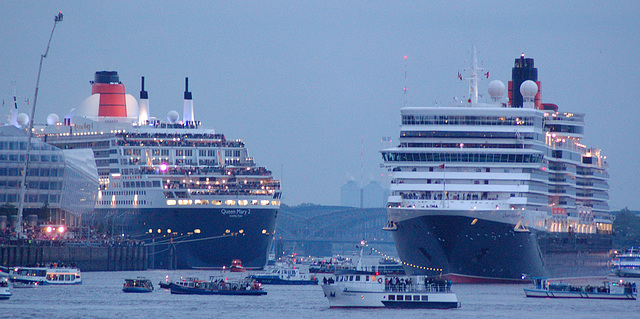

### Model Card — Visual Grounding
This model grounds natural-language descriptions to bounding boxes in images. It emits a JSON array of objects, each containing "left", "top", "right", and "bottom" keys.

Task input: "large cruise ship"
[
  {"left": 381, "top": 48, "right": 612, "bottom": 283},
  {"left": 35, "top": 71, "right": 281, "bottom": 269}
]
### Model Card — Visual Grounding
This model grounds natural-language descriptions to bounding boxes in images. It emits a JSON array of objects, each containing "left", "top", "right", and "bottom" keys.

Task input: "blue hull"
[
  {"left": 392, "top": 214, "right": 612, "bottom": 282},
  {"left": 251, "top": 277, "right": 318, "bottom": 285},
  {"left": 169, "top": 283, "right": 266, "bottom": 295},
  {"left": 122, "top": 288, "right": 153, "bottom": 293},
  {"left": 94, "top": 207, "right": 278, "bottom": 269}
]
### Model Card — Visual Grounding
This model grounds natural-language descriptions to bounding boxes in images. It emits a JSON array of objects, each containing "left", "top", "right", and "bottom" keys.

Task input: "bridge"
[{"left": 274, "top": 205, "right": 398, "bottom": 258}]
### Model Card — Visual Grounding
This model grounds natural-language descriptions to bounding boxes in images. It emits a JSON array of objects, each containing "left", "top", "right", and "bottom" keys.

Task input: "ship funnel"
[
  {"left": 183, "top": 77, "right": 195, "bottom": 125},
  {"left": 138, "top": 76, "right": 150, "bottom": 124},
  {"left": 508, "top": 55, "right": 542, "bottom": 109},
  {"left": 92, "top": 71, "right": 128, "bottom": 117}
]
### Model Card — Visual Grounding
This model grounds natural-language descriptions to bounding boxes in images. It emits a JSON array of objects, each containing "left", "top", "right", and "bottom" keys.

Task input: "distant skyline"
[{"left": 1, "top": 1, "right": 639, "bottom": 210}]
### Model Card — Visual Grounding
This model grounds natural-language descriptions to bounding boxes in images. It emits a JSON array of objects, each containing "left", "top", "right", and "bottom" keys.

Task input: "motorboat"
[{"left": 123, "top": 277, "right": 154, "bottom": 293}]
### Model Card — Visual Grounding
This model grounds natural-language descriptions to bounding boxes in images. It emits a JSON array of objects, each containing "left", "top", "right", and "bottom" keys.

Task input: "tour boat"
[
  {"left": 524, "top": 277, "right": 637, "bottom": 300},
  {"left": 169, "top": 276, "right": 266, "bottom": 295},
  {"left": 249, "top": 266, "right": 318, "bottom": 285},
  {"left": 10, "top": 266, "right": 82, "bottom": 286}
]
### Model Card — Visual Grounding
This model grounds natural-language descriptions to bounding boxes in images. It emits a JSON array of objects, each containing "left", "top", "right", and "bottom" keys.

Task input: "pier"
[{"left": 0, "top": 242, "right": 147, "bottom": 271}]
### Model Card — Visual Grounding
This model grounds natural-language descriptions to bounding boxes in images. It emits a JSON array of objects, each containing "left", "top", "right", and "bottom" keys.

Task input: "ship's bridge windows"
[
  {"left": 175, "top": 191, "right": 188, "bottom": 198},
  {"left": 178, "top": 199, "right": 192, "bottom": 205},
  {"left": 164, "top": 191, "right": 175, "bottom": 199},
  {"left": 167, "top": 199, "right": 176, "bottom": 205},
  {"left": 238, "top": 200, "right": 248, "bottom": 206},
  {"left": 225, "top": 199, "right": 236, "bottom": 205}
]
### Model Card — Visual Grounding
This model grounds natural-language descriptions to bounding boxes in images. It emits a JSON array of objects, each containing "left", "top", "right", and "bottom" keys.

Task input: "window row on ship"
[
  {"left": 400, "top": 142, "right": 541, "bottom": 149},
  {"left": 383, "top": 152, "right": 543, "bottom": 163},
  {"left": 400, "top": 131, "right": 543, "bottom": 140},
  {"left": 116, "top": 139, "right": 245, "bottom": 149},
  {"left": 392, "top": 178, "right": 549, "bottom": 191},
  {"left": 101, "top": 190, "right": 147, "bottom": 196},
  {"left": 122, "top": 148, "right": 242, "bottom": 157},
  {"left": 97, "top": 200, "right": 147, "bottom": 205},
  {"left": 113, "top": 157, "right": 247, "bottom": 167},
  {"left": 401, "top": 114, "right": 542, "bottom": 126},
  {"left": 165, "top": 199, "right": 280, "bottom": 206}
]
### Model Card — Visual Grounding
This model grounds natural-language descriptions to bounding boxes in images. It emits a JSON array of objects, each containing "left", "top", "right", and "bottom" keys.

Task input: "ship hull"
[
  {"left": 92, "top": 206, "right": 278, "bottom": 269},
  {"left": 390, "top": 211, "right": 612, "bottom": 283}
]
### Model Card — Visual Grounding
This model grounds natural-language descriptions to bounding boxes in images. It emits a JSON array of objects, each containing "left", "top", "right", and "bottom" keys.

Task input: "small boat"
[
  {"left": 170, "top": 276, "right": 266, "bottom": 296},
  {"left": 249, "top": 267, "right": 318, "bottom": 285},
  {"left": 123, "top": 277, "right": 154, "bottom": 293},
  {"left": 0, "top": 275, "right": 11, "bottom": 300},
  {"left": 309, "top": 256, "right": 355, "bottom": 274},
  {"left": 10, "top": 266, "right": 82, "bottom": 286},
  {"left": 612, "top": 247, "right": 640, "bottom": 277},
  {"left": 229, "top": 259, "right": 244, "bottom": 272},
  {"left": 524, "top": 277, "right": 637, "bottom": 300},
  {"left": 159, "top": 275, "right": 171, "bottom": 289}
]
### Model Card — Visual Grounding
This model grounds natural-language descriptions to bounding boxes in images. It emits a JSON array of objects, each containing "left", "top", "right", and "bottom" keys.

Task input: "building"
[{"left": 0, "top": 125, "right": 98, "bottom": 229}]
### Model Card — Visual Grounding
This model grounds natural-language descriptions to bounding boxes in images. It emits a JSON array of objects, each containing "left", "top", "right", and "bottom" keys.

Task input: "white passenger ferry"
[
  {"left": 320, "top": 241, "right": 459, "bottom": 308},
  {"left": 9, "top": 266, "right": 82, "bottom": 286},
  {"left": 321, "top": 270, "right": 459, "bottom": 309}
]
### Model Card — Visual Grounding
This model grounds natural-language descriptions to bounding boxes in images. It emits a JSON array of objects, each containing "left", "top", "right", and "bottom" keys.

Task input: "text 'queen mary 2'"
[
  {"left": 381, "top": 48, "right": 612, "bottom": 283},
  {"left": 37, "top": 72, "right": 281, "bottom": 269}
]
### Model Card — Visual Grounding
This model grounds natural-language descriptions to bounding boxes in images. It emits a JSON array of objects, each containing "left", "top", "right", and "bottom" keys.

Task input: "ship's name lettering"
[
  {"left": 221, "top": 209, "right": 250, "bottom": 218},
  {"left": 74, "top": 123, "right": 93, "bottom": 131}
]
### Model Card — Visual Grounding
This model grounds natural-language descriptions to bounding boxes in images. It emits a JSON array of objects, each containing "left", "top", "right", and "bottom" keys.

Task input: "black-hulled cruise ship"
[
  {"left": 36, "top": 72, "right": 281, "bottom": 269},
  {"left": 381, "top": 48, "right": 612, "bottom": 283}
]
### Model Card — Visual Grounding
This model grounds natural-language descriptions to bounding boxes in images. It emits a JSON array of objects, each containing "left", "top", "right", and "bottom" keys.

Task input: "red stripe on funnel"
[{"left": 93, "top": 83, "right": 127, "bottom": 117}]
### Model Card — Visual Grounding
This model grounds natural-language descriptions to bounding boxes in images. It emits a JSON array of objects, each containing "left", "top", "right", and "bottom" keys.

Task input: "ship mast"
[
  {"left": 16, "top": 12, "right": 63, "bottom": 237},
  {"left": 467, "top": 44, "right": 482, "bottom": 106}
]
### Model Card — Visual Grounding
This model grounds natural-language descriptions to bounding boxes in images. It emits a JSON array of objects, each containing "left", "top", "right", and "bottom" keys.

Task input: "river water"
[{"left": 3, "top": 269, "right": 639, "bottom": 319}]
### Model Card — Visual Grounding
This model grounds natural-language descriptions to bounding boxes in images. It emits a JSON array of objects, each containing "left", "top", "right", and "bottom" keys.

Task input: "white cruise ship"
[{"left": 381, "top": 48, "right": 612, "bottom": 283}]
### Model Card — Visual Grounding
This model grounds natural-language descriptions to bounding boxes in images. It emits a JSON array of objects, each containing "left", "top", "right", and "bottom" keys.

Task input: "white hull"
[
  {"left": 524, "top": 288, "right": 636, "bottom": 300},
  {"left": 321, "top": 284, "right": 459, "bottom": 308},
  {"left": 320, "top": 272, "right": 459, "bottom": 309}
]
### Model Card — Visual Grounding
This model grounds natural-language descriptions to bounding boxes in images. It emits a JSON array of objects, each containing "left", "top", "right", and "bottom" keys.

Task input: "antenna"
[
  {"left": 403, "top": 55, "right": 408, "bottom": 107},
  {"left": 10, "top": 82, "right": 18, "bottom": 126},
  {"left": 360, "top": 136, "right": 364, "bottom": 208},
  {"left": 16, "top": 12, "right": 63, "bottom": 237},
  {"left": 465, "top": 44, "right": 485, "bottom": 106}
]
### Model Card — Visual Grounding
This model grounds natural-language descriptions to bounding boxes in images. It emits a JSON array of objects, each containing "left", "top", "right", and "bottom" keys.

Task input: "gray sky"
[{"left": 1, "top": 1, "right": 639, "bottom": 211}]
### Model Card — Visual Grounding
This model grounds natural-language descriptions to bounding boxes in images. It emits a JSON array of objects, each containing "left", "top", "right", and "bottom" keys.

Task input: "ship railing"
[{"left": 384, "top": 283, "right": 451, "bottom": 293}]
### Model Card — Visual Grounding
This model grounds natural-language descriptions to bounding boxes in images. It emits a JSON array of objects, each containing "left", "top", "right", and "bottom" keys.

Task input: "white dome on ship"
[
  {"left": 487, "top": 80, "right": 506, "bottom": 99},
  {"left": 46, "top": 113, "right": 60, "bottom": 126},
  {"left": 520, "top": 80, "right": 538, "bottom": 98},
  {"left": 167, "top": 110, "right": 179, "bottom": 124},
  {"left": 75, "top": 93, "right": 139, "bottom": 119},
  {"left": 17, "top": 113, "right": 29, "bottom": 127}
]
